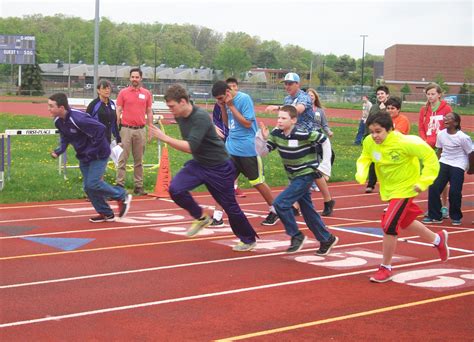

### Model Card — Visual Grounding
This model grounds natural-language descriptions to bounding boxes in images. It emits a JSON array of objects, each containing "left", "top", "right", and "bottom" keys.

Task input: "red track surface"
[{"left": 1, "top": 181, "right": 473, "bottom": 340}]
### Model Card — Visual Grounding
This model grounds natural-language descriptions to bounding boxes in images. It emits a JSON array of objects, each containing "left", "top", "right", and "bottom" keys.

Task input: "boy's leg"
[
  {"left": 382, "top": 234, "right": 398, "bottom": 265},
  {"left": 205, "top": 160, "right": 257, "bottom": 245},
  {"left": 404, "top": 220, "right": 449, "bottom": 262},
  {"left": 169, "top": 160, "right": 206, "bottom": 219}
]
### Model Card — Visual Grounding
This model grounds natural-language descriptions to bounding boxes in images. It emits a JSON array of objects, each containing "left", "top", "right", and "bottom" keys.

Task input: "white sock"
[
  {"left": 270, "top": 205, "right": 276, "bottom": 214},
  {"left": 381, "top": 264, "right": 392, "bottom": 271},
  {"left": 433, "top": 234, "right": 441, "bottom": 246},
  {"left": 213, "top": 210, "right": 223, "bottom": 221}
]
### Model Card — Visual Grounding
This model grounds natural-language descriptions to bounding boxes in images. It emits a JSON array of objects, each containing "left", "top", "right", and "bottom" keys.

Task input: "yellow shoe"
[{"left": 187, "top": 215, "right": 212, "bottom": 237}]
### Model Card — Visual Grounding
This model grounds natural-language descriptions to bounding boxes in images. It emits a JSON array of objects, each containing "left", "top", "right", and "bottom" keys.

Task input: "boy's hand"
[
  {"left": 259, "top": 121, "right": 269, "bottom": 140},
  {"left": 413, "top": 185, "right": 422, "bottom": 193},
  {"left": 50, "top": 151, "right": 58, "bottom": 159},
  {"left": 149, "top": 125, "right": 166, "bottom": 141},
  {"left": 265, "top": 105, "right": 279, "bottom": 113}
]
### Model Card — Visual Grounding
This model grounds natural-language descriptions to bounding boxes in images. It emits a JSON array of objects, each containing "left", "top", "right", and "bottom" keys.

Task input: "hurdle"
[{"left": 1, "top": 115, "right": 165, "bottom": 190}]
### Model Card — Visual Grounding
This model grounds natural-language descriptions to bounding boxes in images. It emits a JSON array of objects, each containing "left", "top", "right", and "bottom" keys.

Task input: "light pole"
[{"left": 360, "top": 34, "right": 368, "bottom": 90}]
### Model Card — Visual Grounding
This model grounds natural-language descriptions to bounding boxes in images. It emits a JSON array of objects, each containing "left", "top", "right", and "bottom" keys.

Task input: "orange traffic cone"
[{"left": 150, "top": 145, "right": 172, "bottom": 198}]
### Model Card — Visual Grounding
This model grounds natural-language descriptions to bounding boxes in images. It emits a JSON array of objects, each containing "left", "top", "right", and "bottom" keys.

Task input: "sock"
[
  {"left": 270, "top": 205, "right": 276, "bottom": 214},
  {"left": 213, "top": 210, "right": 223, "bottom": 221},
  {"left": 433, "top": 234, "right": 441, "bottom": 246},
  {"left": 381, "top": 264, "right": 392, "bottom": 271}
]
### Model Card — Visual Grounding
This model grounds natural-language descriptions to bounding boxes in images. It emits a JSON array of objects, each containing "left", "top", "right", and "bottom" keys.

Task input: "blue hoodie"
[{"left": 54, "top": 108, "right": 111, "bottom": 163}]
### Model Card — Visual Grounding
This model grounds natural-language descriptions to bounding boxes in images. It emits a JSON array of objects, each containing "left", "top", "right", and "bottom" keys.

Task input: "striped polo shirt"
[{"left": 266, "top": 126, "right": 327, "bottom": 179}]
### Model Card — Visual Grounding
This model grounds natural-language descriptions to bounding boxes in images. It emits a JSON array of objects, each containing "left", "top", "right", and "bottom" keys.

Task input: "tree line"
[{"left": 0, "top": 14, "right": 383, "bottom": 86}]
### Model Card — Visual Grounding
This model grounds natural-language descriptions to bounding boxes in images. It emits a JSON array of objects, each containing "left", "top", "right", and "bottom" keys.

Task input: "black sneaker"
[
  {"left": 286, "top": 233, "right": 307, "bottom": 253},
  {"left": 261, "top": 212, "right": 279, "bottom": 225},
  {"left": 365, "top": 186, "right": 374, "bottom": 193},
  {"left": 89, "top": 213, "right": 115, "bottom": 223},
  {"left": 321, "top": 199, "right": 335, "bottom": 216},
  {"left": 210, "top": 218, "right": 224, "bottom": 227},
  {"left": 134, "top": 188, "right": 148, "bottom": 196},
  {"left": 117, "top": 194, "right": 132, "bottom": 218},
  {"left": 316, "top": 235, "right": 339, "bottom": 255}
]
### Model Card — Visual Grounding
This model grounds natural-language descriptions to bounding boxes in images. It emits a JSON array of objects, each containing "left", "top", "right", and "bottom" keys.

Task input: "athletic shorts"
[
  {"left": 230, "top": 155, "right": 265, "bottom": 186},
  {"left": 381, "top": 198, "right": 423, "bottom": 236}
]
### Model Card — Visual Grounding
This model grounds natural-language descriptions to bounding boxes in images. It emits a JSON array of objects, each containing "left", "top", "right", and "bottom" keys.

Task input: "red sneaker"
[
  {"left": 370, "top": 266, "right": 393, "bottom": 283},
  {"left": 436, "top": 230, "right": 449, "bottom": 262},
  {"left": 235, "top": 188, "right": 246, "bottom": 198}
]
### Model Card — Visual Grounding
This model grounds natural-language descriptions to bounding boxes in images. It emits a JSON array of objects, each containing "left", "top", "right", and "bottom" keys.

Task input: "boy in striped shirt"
[{"left": 256, "top": 105, "right": 338, "bottom": 254}]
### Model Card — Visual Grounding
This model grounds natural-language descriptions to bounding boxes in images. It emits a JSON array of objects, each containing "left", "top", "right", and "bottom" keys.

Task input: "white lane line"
[
  {"left": 2, "top": 230, "right": 472, "bottom": 289},
  {"left": 1, "top": 253, "right": 472, "bottom": 329},
  {"left": 0, "top": 197, "right": 158, "bottom": 210}
]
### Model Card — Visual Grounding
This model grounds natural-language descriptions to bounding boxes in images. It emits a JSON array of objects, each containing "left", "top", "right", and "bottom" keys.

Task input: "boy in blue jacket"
[{"left": 48, "top": 93, "right": 131, "bottom": 222}]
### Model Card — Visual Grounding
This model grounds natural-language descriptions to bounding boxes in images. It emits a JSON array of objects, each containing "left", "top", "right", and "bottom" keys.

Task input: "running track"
[{"left": 1, "top": 181, "right": 473, "bottom": 340}]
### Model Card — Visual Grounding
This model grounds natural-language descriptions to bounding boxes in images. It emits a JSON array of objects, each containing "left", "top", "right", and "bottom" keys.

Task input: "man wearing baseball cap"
[{"left": 265, "top": 72, "right": 315, "bottom": 132}]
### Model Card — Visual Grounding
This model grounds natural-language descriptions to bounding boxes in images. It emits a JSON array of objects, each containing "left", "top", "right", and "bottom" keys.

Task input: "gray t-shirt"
[{"left": 176, "top": 105, "right": 229, "bottom": 167}]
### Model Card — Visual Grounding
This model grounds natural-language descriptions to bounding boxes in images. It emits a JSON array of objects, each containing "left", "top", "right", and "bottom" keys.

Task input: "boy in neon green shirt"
[{"left": 356, "top": 112, "right": 449, "bottom": 283}]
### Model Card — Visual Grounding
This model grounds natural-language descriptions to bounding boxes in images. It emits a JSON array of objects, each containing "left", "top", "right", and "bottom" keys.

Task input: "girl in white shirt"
[{"left": 425, "top": 112, "right": 472, "bottom": 225}]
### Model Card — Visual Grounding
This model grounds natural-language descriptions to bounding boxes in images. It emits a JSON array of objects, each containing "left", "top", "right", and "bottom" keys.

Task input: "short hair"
[
  {"left": 49, "top": 93, "right": 70, "bottom": 111},
  {"left": 211, "top": 81, "right": 230, "bottom": 97},
  {"left": 164, "top": 84, "right": 190, "bottom": 103},
  {"left": 385, "top": 96, "right": 402, "bottom": 110},
  {"left": 130, "top": 67, "right": 142, "bottom": 77},
  {"left": 366, "top": 111, "right": 393, "bottom": 131},
  {"left": 97, "top": 79, "right": 112, "bottom": 89},
  {"left": 280, "top": 105, "right": 298, "bottom": 119},
  {"left": 226, "top": 77, "right": 238, "bottom": 85},
  {"left": 375, "top": 85, "right": 390, "bottom": 94},
  {"left": 424, "top": 82, "right": 443, "bottom": 94}
]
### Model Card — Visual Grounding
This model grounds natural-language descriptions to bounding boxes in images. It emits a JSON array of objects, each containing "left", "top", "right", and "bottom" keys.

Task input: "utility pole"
[
  {"left": 360, "top": 34, "right": 368, "bottom": 89},
  {"left": 93, "top": 0, "right": 100, "bottom": 91}
]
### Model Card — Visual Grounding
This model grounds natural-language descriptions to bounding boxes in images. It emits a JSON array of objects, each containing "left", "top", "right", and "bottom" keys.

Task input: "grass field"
[{"left": 0, "top": 113, "right": 364, "bottom": 203}]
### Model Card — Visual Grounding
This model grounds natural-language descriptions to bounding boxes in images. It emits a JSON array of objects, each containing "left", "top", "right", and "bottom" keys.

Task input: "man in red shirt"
[{"left": 116, "top": 68, "right": 153, "bottom": 195}]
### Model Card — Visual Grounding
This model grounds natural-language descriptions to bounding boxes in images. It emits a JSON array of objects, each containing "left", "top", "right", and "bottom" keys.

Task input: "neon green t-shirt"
[{"left": 355, "top": 131, "right": 440, "bottom": 201}]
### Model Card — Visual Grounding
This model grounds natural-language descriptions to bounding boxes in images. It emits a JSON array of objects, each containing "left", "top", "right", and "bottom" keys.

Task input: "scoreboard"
[{"left": 0, "top": 35, "right": 36, "bottom": 65}]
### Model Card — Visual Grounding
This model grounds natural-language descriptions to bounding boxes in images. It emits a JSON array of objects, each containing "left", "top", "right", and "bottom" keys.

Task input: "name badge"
[
  {"left": 288, "top": 139, "right": 298, "bottom": 147},
  {"left": 138, "top": 93, "right": 146, "bottom": 100},
  {"left": 373, "top": 151, "right": 381, "bottom": 161}
]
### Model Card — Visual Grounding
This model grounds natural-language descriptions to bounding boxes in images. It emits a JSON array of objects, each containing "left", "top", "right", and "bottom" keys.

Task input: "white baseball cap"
[{"left": 283, "top": 72, "right": 300, "bottom": 83}]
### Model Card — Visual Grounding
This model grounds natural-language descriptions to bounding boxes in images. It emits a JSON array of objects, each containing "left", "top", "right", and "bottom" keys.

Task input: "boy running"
[
  {"left": 356, "top": 112, "right": 449, "bottom": 283},
  {"left": 149, "top": 85, "right": 258, "bottom": 252},
  {"left": 256, "top": 105, "right": 338, "bottom": 254}
]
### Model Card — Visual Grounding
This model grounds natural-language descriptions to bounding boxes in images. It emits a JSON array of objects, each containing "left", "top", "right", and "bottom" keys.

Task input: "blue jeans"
[
  {"left": 80, "top": 158, "right": 127, "bottom": 216},
  {"left": 273, "top": 173, "right": 331, "bottom": 243},
  {"left": 169, "top": 159, "right": 257, "bottom": 244},
  {"left": 354, "top": 119, "right": 365, "bottom": 145},
  {"left": 428, "top": 162, "right": 464, "bottom": 221}
]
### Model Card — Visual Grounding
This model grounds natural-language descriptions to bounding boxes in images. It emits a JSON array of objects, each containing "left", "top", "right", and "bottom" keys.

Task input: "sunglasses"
[{"left": 284, "top": 81, "right": 296, "bottom": 86}]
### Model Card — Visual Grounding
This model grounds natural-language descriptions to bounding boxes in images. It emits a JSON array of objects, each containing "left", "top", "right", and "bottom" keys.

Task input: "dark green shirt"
[{"left": 176, "top": 105, "right": 229, "bottom": 167}]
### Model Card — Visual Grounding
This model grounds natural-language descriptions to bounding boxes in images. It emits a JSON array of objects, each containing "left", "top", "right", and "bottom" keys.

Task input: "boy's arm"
[
  {"left": 407, "top": 137, "right": 440, "bottom": 191},
  {"left": 255, "top": 122, "right": 274, "bottom": 156},
  {"left": 317, "top": 138, "right": 332, "bottom": 177},
  {"left": 355, "top": 141, "right": 372, "bottom": 184}
]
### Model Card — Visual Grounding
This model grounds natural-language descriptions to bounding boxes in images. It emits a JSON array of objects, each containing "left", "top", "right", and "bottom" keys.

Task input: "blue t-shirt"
[
  {"left": 225, "top": 91, "right": 257, "bottom": 157},
  {"left": 284, "top": 90, "right": 315, "bottom": 131}
]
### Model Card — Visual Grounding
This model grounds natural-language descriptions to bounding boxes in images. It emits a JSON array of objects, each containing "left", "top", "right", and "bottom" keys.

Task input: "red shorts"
[{"left": 381, "top": 198, "right": 423, "bottom": 236}]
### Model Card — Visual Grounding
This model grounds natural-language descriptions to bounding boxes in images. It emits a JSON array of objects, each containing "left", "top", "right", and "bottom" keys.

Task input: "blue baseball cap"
[{"left": 283, "top": 72, "right": 300, "bottom": 83}]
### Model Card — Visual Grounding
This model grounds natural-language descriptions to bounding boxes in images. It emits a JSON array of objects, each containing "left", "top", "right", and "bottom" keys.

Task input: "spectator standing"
[
  {"left": 385, "top": 97, "right": 410, "bottom": 135},
  {"left": 354, "top": 95, "right": 372, "bottom": 145},
  {"left": 424, "top": 113, "right": 472, "bottom": 225},
  {"left": 116, "top": 68, "right": 153, "bottom": 196},
  {"left": 418, "top": 83, "right": 453, "bottom": 218}
]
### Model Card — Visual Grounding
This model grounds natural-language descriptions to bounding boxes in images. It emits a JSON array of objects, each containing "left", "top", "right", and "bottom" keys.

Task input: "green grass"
[{"left": 0, "top": 113, "right": 364, "bottom": 203}]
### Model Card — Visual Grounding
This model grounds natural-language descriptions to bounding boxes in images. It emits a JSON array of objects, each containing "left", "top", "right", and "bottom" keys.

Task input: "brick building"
[{"left": 383, "top": 44, "right": 474, "bottom": 94}]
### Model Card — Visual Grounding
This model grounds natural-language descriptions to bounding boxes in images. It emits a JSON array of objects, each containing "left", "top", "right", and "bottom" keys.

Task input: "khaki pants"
[{"left": 116, "top": 127, "right": 146, "bottom": 188}]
